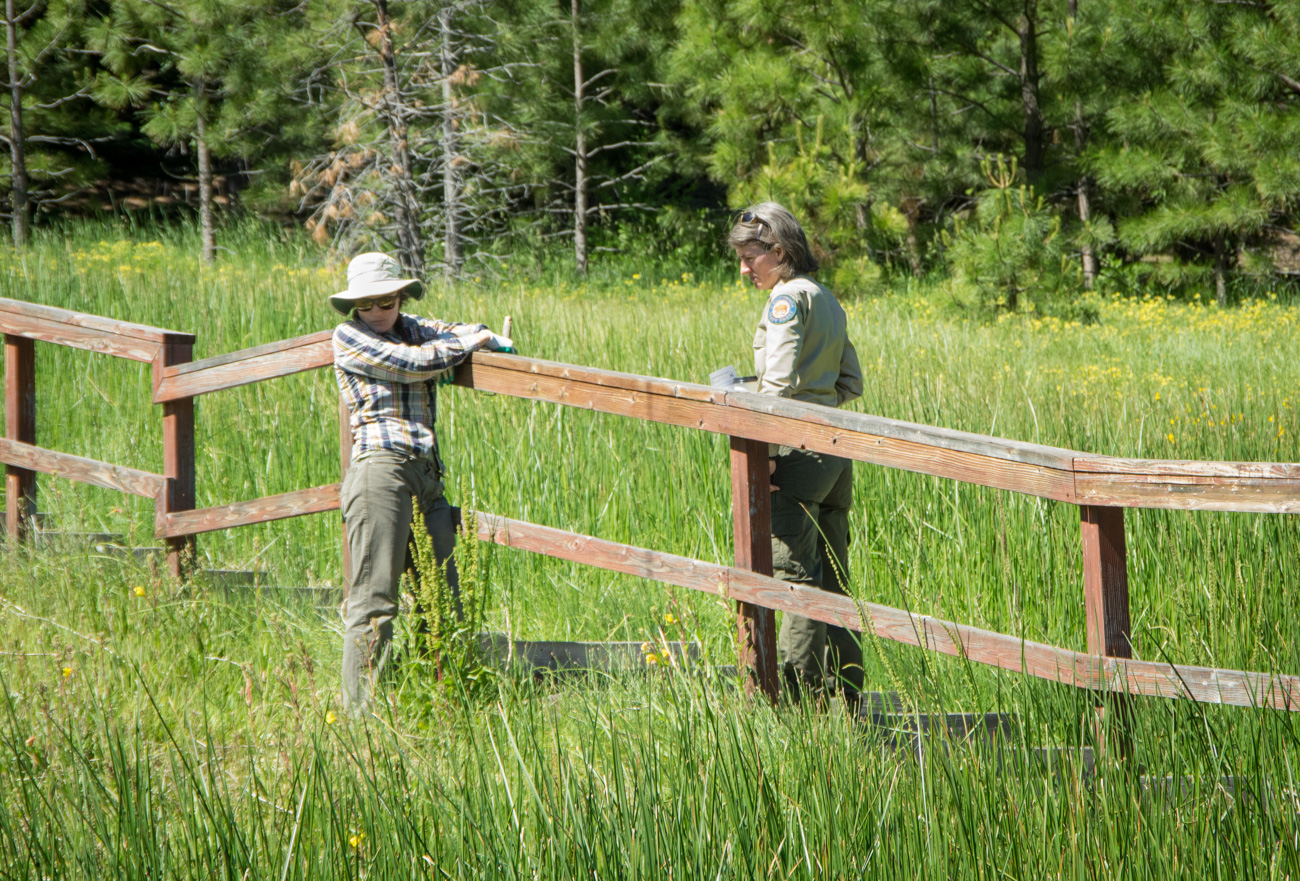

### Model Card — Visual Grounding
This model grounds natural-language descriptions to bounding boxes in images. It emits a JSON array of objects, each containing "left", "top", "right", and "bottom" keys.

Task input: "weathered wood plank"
[
  {"left": 156, "top": 483, "right": 342, "bottom": 539},
  {"left": 460, "top": 360, "right": 1078, "bottom": 502},
  {"left": 0, "top": 309, "right": 163, "bottom": 362},
  {"left": 160, "top": 340, "right": 196, "bottom": 577},
  {"left": 1075, "top": 473, "right": 1300, "bottom": 513},
  {"left": 0, "top": 297, "right": 193, "bottom": 345},
  {"left": 164, "top": 329, "right": 333, "bottom": 377},
  {"left": 731, "top": 435, "right": 778, "bottom": 702},
  {"left": 469, "top": 510, "right": 1300, "bottom": 710},
  {"left": 464, "top": 351, "right": 725, "bottom": 403},
  {"left": 1075, "top": 456, "right": 1300, "bottom": 479},
  {"left": 1081, "top": 506, "right": 1132, "bottom": 658},
  {"left": 146, "top": 345, "right": 1296, "bottom": 513},
  {"left": 0, "top": 438, "right": 165, "bottom": 498},
  {"left": 726, "top": 389, "right": 1081, "bottom": 470},
  {"left": 466, "top": 353, "right": 1083, "bottom": 469},
  {"left": 1081, "top": 504, "right": 1134, "bottom": 759},
  {"left": 154, "top": 334, "right": 333, "bottom": 402},
  {"left": 5, "top": 335, "right": 36, "bottom": 541},
  {"left": 740, "top": 409, "right": 1078, "bottom": 502},
  {"left": 475, "top": 635, "right": 699, "bottom": 671}
]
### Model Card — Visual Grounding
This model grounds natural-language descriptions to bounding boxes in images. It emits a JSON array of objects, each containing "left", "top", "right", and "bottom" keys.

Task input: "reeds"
[{"left": 0, "top": 221, "right": 1299, "bottom": 875}]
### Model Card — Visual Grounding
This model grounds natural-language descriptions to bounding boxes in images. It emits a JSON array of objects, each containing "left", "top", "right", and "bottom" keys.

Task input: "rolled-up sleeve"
[
  {"left": 333, "top": 320, "right": 486, "bottom": 383},
  {"left": 835, "top": 337, "right": 864, "bottom": 406}
]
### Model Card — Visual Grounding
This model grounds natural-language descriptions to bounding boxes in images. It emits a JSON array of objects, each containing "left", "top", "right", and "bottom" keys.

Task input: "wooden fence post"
[
  {"left": 730, "top": 436, "right": 779, "bottom": 703},
  {"left": 339, "top": 393, "right": 352, "bottom": 598},
  {"left": 1080, "top": 504, "right": 1133, "bottom": 761},
  {"left": 4, "top": 335, "right": 35, "bottom": 542},
  {"left": 159, "top": 338, "right": 196, "bottom": 578}
]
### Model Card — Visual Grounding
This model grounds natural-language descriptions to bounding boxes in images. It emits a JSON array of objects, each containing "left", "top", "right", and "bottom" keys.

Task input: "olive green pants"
[
  {"left": 771, "top": 448, "right": 862, "bottom": 703},
  {"left": 340, "top": 451, "right": 459, "bottom": 715}
]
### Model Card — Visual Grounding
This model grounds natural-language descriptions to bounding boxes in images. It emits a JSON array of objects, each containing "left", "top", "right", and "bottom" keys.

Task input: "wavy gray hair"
[{"left": 726, "top": 201, "right": 818, "bottom": 280}]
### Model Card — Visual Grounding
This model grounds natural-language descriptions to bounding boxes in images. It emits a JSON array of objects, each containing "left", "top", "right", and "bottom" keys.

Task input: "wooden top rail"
[
  {"left": 153, "top": 330, "right": 333, "bottom": 402},
  {"left": 461, "top": 351, "right": 1300, "bottom": 513},
  {"left": 0, "top": 297, "right": 193, "bottom": 362},
  {"left": 1074, "top": 456, "right": 1300, "bottom": 513},
  {"left": 137, "top": 337, "right": 1300, "bottom": 513}
]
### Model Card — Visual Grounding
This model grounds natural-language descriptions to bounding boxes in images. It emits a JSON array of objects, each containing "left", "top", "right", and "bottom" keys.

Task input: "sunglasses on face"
[{"left": 354, "top": 296, "right": 398, "bottom": 312}]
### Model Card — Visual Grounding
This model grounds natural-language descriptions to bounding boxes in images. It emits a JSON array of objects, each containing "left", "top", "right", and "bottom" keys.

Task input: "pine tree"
[
  {"left": 291, "top": 0, "right": 523, "bottom": 276},
  {"left": 1, "top": 0, "right": 120, "bottom": 246},
  {"left": 668, "top": 0, "right": 1091, "bottom": 279},
  {"left": 486, "top": 0, "right": 675, "bottom": 274},
  {"left": 93, "top": 0, "right": 298, "bottom": 263},
  {"left": 1087, "top": 0, "right": 1300, "bottom": 302},
  {"left": 667, "top": 0, "right": 904, "bottom": 274}
]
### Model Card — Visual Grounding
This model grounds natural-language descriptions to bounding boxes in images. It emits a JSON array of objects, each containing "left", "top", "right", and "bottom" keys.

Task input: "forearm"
[{"left": 334, "top": 324, "right": 492, "bottom": 382}]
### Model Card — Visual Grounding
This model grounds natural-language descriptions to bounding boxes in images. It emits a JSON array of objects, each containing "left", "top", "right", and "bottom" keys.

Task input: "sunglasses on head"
[
  {"left": 739, "top": 210, "right": 770, "bottom": 228},
  {"left": 353, "top": 296, "right": 399, "bottom": 312}
]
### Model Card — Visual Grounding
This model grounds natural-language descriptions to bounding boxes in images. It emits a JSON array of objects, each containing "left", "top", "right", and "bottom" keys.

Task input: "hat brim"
[{"left": 329, "top": 278, "right": 424, "bottom": 315}]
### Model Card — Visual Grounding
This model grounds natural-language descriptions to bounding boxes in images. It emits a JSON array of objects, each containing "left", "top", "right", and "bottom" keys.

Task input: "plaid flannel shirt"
[{"left": 334, "top": 313, "right": 489, "bottom": 461}]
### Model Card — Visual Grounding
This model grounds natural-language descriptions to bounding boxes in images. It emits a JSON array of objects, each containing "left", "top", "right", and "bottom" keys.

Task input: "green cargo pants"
[
  {"left": 771, "top": 447, "right": 862, "bottom": 703},
  {"left": 340, "top": 451, "right": 459, "bottom": 715}
]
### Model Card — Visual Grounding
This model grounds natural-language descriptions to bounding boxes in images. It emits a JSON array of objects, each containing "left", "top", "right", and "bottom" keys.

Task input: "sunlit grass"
[{"left": 0, "top": 220, "right": 1299, "bottom": 875}]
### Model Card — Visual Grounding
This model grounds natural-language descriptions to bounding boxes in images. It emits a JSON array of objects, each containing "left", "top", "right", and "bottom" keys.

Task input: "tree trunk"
[
  {"left": 572, "top": 0, "right": 587, "bottom": 276},
  {"left": 195, "top": 79, "right": 215, "bottom": 265},
  {"left": 1073, "top": 108, "right": 1096, "bottom": 289},
  {"left": 1069, "top": 0, "right": 1096, "bottom": 289},
  {"left": 1019, "top": 0, "right": 1044, "bottom": 185},
  {"left": 901, "top": 195, "right": 924, "bottom": 277},
  {"left": 374, "top": 0, "right": 423, "bottom": 276},
  {"left": 1213, "top": 233, "right": 1229, "bottom": 306},
  {"left": 440, "top": 6, "right": 461, "bottom": 277},
  {"left": 5, "top": 0, "right": 28, "bottom": 248}
]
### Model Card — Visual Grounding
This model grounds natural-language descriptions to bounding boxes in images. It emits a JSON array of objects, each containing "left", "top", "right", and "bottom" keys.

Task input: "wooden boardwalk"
[{"left": 3, "top": 296, "right": 1300, "bottom": 760}]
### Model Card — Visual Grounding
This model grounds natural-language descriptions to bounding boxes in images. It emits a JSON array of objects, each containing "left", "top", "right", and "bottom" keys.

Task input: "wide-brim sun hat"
[{"left": 329, "top": 251, "right": 425, "bottom": 315}]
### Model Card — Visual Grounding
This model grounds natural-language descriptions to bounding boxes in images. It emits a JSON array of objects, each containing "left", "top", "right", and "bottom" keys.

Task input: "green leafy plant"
[{"left": 405, "top": 501, "right": 497, "bottom": 693}]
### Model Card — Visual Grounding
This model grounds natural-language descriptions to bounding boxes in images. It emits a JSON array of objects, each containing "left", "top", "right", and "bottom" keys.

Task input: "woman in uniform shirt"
[{"left": 727, "top": 202, "right": 865, "bottom": 706}]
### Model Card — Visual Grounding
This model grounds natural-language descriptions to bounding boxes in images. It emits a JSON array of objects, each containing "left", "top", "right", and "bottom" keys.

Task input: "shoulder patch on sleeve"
[{"left": 767, "top": 294, "right": 798, "bottom": 325}]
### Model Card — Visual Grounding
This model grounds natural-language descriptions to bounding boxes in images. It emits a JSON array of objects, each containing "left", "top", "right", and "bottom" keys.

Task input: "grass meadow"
[{"left": 1, "top": 220, "right": 1299, "bottom": 877}]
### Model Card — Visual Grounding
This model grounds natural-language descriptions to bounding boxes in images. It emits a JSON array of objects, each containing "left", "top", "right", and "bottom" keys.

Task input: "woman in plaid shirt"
[{"left": 331, "top": 252, "right": 512, "bottom": 715}]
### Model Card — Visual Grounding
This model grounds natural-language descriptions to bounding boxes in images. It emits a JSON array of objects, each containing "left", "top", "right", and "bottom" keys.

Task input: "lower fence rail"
[{"left": 466, "top": 509, "right": 1300, "bottom": 711}]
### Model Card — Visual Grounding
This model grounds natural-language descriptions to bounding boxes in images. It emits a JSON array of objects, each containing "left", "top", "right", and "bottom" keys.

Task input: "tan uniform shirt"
[{"left": 753, "top": 275, "right": 863, "bottom": 411}]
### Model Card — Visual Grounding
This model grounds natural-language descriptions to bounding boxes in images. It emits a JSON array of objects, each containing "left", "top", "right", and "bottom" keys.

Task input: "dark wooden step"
[
  {"left": 477, "top": 633, "right": 699, "bottom": 672},
  {"left": 199, "top": 568, "right": 269, "bottom": 588},
  {"left": 32, "top": 531, "right": 126, "bottom": 551},
  {"left": 0, "top": 511, "right": 51, "bottom": 535}
]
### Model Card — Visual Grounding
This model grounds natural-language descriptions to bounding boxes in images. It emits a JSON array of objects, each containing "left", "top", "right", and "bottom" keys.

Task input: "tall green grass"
[
  {"left": 1, "top": 220, "right": 1299, "bottom": 876},
  {"left": 2, "top": 547, "right": 1299, "bottom": 878}
]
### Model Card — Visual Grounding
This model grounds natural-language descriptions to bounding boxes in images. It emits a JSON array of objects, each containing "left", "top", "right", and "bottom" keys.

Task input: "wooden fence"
[{"left": 4, "top": 296, "right": 1300, "bottom": 721}]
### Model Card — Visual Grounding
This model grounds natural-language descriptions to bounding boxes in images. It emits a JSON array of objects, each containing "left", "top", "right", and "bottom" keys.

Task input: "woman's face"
[
  {"left": 356, "top": 296, "right": 402, "bottom": 334},
  {"left": 735, "top": 244, "right": 785, "bottom": 291}
]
